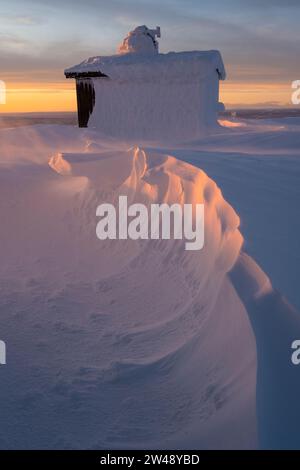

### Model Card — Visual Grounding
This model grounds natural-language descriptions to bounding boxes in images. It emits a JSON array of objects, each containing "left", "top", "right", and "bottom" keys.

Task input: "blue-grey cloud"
[{"left": 1, "top": 0, "right": 299, "bottom": 83}]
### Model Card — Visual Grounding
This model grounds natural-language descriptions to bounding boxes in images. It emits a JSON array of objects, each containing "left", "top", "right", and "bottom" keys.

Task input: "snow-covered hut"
[{"left": 65, "top": 26, "right": 226, "bottom": 140}]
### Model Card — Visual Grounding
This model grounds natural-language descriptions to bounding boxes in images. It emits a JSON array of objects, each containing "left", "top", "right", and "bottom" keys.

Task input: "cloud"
[
  {"left": 13, "top": 16, "right": 41, "bottom": 25},
  {"left": 0, "top": 32, "right": 29, "bottom": 49},
  {"left": 0, "top": 14, "right": 43, "bottom": 25},
  {"left": 238, "top": 0, "right": 300, "bottom": 7},
  {"left": 2, "top": 0, "right": 300, "bottom": 84}
]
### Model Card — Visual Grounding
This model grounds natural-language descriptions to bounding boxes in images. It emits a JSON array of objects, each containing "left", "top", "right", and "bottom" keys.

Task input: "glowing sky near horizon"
[{"left": 1, "top": 0, "right": 299, "bottom": 112}]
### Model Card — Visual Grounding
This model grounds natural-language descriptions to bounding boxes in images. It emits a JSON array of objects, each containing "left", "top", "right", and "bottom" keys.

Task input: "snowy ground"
[{"left": 0, "top": 117, "right": 299, "bottom": 449}]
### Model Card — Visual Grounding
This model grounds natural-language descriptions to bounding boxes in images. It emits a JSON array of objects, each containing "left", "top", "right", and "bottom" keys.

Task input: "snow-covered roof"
[{"left": 65, "top": 50, "right": 226, "bottom": 81}]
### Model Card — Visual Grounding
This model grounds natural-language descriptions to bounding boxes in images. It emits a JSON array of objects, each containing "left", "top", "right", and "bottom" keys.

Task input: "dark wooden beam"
[
  {"left": 75, "top": 79, "right": 96, "bottom": 128},
  {"left": 65, "top": 71, "right": 108, "bottom": 79}
]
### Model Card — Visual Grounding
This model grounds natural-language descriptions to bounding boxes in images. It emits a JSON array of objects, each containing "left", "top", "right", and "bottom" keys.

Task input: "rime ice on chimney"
[
  {"left": 65, "top": 26, "right": 226, "bottom": 140},
  {"left": 118, "top": 25, "right": 161, "bottom": 55}
]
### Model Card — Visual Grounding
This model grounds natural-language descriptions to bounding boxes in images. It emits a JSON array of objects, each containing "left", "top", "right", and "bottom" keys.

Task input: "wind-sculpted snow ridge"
[
  {"left": 47, "top": 146, "right": 247, "bottom": 333},
  {"left": 0, "top": 125, "right": 258, "bottom": 449}
]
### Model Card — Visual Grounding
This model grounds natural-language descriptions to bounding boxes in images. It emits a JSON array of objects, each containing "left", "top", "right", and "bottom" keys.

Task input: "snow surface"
[{"left": 0, "top": 117, "right": 299, "bottom": 449}]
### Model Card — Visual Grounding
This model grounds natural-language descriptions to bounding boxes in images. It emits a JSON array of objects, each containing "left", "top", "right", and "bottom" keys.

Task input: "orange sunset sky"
[{"left": 1, "top": 81, "right": 295, "bottom": 114}]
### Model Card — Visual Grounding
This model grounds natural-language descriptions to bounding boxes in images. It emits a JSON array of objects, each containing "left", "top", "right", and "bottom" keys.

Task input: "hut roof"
[{"left": 65, "top": 50, "right": 226, "bottom": 81}]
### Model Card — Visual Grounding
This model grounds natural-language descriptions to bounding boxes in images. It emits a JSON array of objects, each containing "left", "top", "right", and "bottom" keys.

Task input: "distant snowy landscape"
[{"left": 0, "top": 115, "right": 300, "bottom": 449}]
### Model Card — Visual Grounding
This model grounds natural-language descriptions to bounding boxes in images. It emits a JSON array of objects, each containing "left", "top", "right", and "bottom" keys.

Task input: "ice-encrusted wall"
[{"left": 88, "top": 73, "right": 220, "bottom": 141}]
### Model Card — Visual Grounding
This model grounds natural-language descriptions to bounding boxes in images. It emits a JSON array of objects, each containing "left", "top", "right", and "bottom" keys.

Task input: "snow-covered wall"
[{"left": 88, "top": 74, "right": 219, "bottom": 141}]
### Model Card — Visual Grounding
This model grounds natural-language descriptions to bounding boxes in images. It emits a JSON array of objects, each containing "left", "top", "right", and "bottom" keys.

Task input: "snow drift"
[
  {"left": 0, "top": 121, "right": 299, "bottom": 449},
  {"left": 0, "top": 125, "right": 257, "bottom": 449}
]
